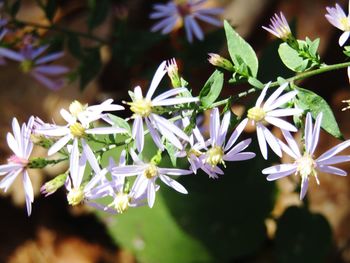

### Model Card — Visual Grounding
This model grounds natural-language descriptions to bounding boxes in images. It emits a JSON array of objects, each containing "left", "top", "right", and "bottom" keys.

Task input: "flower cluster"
[{"left": 1, "top": 56, "right": 349, "bottom": 217}]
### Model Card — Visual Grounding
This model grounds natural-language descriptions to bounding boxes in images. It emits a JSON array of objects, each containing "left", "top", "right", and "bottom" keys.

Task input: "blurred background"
[{"left": 1, "top": 0, "right": 350, "bottom": 262}]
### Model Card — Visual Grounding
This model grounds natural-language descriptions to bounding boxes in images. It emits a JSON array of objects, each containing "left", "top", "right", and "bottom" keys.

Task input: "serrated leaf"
[
  {"left": 295, "top": 87, "right": 343, "bottom": 139},
  {"left": 199, "top": 70, "right": 224, "bottom": 108},
  {"left": 224, "top": 20, "right": 258, "bottom": 77},
  {"left": 278, "top": 42, "right": 307, "bottom": 72},
  {"left": 107, "top": 114, "right": 131, "bottom": 135}
]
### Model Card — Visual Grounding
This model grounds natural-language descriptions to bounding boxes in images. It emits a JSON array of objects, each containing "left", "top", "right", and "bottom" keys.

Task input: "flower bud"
[
  {"left": 208, "top": 53, "right": 235, "bottom": 72},
  {"left": 41, "top": 173, "right": 67, "bottom": 197}
]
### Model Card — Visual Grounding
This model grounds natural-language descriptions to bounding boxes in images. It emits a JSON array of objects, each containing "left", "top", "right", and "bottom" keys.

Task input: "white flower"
[
  {"left": 65, "top": 140, "right": 107, "bottom": 206},
  {"left": 127, "top": 61, "right": 198, "bottom": 152},
  {"left": 35, "top": 99, "right": 126, "bottom": 155},
  {"left": 201, "top": 108, "right": 256, "bottom": 178},
  {"left": 0, "top": 117, "right": 35, "bottom": 215},
  {"left": 111, "top": 150, "right": 192, "bottom": 208},
  {"left": 243, "top": 82, "right": 303, "bottom": 159},
  {"left": 325, "top": 1, "right": 350, "bottom": 46},
  {"left": 262, "top": 112, "right": 350, "bottom": 199},
  {"left": 262, "top": 12, "right": 292, "bottom": 41}
]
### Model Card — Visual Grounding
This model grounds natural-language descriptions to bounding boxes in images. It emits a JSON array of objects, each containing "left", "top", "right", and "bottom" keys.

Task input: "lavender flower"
[
  {"left": 0, "top": 117, "right": 35, "bottom": 215},
  {"left": 325, "top": 2, "right": 350, "bottom": 46},
  {"left": 150, "top": 0, "right": 223, "bottom": 43},
  {"left": 262, "top": 112, "right": 350, "bottom": 199},
  {"left": 127, "top": 61, "right": 198, "bottom": 152},
  {"left": 262, "top": 12, "right": 292, "bottom": 41},
  {"left": 112, "top": 150, "right": 192, "bottom": 208},
  {"left": 243, "top": 82, "right": 303, "bottom": 159},
  {"left": 201, "top": 108, "right": 256, "bottom": 179},
  {"left": 35, "top": 99, "right": 125, "bottom": 156},
  {"left": 0, "top": 44, "right": 69, "bottom": 90}
]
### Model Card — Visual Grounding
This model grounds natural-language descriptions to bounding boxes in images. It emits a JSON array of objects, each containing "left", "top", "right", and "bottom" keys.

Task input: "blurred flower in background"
[{"left": 150, "top": 0, "right": 223, "bottom": 43}]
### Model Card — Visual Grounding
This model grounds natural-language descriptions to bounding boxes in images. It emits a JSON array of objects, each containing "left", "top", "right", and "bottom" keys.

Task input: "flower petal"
[{"left": 159, "top": 175, "right": 188, "bottom": 194}]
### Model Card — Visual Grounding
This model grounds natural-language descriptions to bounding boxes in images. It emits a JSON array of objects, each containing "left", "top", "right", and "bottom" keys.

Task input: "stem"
[{"left": 11, "top": 19, "right": 109, "bottom": 45}]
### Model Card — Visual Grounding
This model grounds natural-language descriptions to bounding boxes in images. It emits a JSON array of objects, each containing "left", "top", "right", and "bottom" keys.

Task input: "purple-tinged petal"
[
  {"left": 146, "top": 61, "right": 167, "bottom": 100},
  {"left": 281, "top": 130, "right": 301, "bottom": 158},
  {"left": 309, "top": 112, "right": 322, "bottom": 155},
  {"left": 255, "top": 82, "right": 270, "bottom": 107},
  {"left": 266, "top": 169, "right": 296, "bottom": 181},
  {"left": 217, "top": 111, "right": 230, "bottom": 147},
  {"left": 300, "top": 177, "right": 309, "bottom": 200},
  {"left": 48, "top": 134, "right": 71, "bottom": 156},
  {"left": 82, "top": 140, "right": 100, "bottom": 174},
  {"left": 316, "top": 155, "right": 350, "bottom": 165},
  {"left": 145, "top": 117, "right": 164, "bottom": 150},
  {"left": 185, "top": 16, "right": 204, "bottom": 41},
  {"left": 264, "top": 90, "right": 298, "bottom": 111},
  {"left": 159, "top": 175, "right": 188, "bottom": 194},
  {"left": 262, "top": 125, "right": 282, "bottom": 157},
  {"left": 225, "top": 138, "right": 252, "bottom": 157},
  {"left": 266, "top": 108, "right": 303, "bottom": 117},
  {"left": 158, "top": 168, "right": 192, "bottom": 176},
  {"left": 132, "top": 116, "right": 144, "bottom": 153},
  {"left": 209, "top": 108, "right": 220, "bottom": 145},
  {"left": 317, "top": 165, "right": 347, "bottom": 176},
  {"left": 147, "top": 180, "right": 156, "bottom": 208},
  {"left": 223, "top": 152, "right": 255, "bottom": 161},
  {"left": 34, "top": 65, "right": 69, "bottom": 75},
  {"left": 0, "top": 47, "right": 24, "bottom": 61},
  {"left": 152, "top": 114, "right": 190, "bottom": 142},
  {"left": 151, "top": 88, "right": 188, "bottom": 103},
  {"left": 225, "top": 118, "right": 248, "bottom": 151},
  {"left": 31, "top": 72, "right": 64, "bottom": 90},
  {"left": 256, "top": 123, "right": 268, "bottom": 159},
  {"left": 265, "top": 116, "right": 297, "bottom": 132},
  {"left": 31, "top": 45, "right": 49, "bottom": 59},
  {"left": 36, "top": 51, "right": 64, "bottom": 64},
  {"left": 316, "top": 140, "right": 350, "bottom": 163},
  {"left": 304, "top": 112, "right": 313, "bottom": 154},
  {"left": 194, "top": 13, "right": 222, "bottom": 26},
  {"left": 263, "top": 82, "right": 288, "bottom": 109}
]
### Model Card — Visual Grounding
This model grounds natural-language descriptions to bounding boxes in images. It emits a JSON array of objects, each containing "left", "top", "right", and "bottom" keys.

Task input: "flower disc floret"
[
  {"left": 247, "top": 106, "right": 266, "bottom": 122},
  {"left": 110, "top": 192, "right": 130, "bottom": 214},
  {"left": 69, "top": 101, "right": 87, "bottom": 117},
  {"left": 67, "top": 187, "right": 84, "bottom": 206},
  {"left": 129, "top": 99, "right": 153, "bottom": 117},
  {"left": 296, "top": 153, "right": 317, "bottom": 179},
  {"left": 144, "top": 164, "right": 158, "bottom": 179},
  {"left": 206, "top": 145, "right": 224, "bottom": 167},
  {"left": 69, "top": 122, "right": 86, "bottom": 138},
  {"left": 20, "top": 59, "right": 34, "bottom": 73}
]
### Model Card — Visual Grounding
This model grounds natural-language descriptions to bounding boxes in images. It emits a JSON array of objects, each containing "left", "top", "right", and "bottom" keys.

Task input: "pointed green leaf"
[
  {"left": 278, "top": 42, "right": 307, "bottom": 72},
  {"left": 224, "top": 20, "right": 258, "bottom": 77},
  {"left": 199, "top": 70, "right": 224, "bottom": 108}
]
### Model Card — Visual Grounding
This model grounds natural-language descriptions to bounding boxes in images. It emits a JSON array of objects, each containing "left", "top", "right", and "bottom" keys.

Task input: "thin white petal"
[
  {"left": 159, "top": 175, "right": 188, "bottom": 194},
  {"left": 48, "top": 135, "right": 71, "bottom": 156},
  {"left": 265, "top": 116, "right": 297, "bottom": 132},
  {"left": 256, "top": 123, "right": 268, "bottom": 159},
  {"left": 224, "top": 118, "right": 248, "bottom": 151},
  {"left": 146, "top": 61, "right": 167, "bottom": 100},
  {"left": 262, "top": 125, "right": 282, "bottom": 157},
  {"left": 255, "top": 82, "right": 271, "bottom": 107}
]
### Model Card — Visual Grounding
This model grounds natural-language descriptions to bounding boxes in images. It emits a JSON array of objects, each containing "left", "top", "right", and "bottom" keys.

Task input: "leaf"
[
  {"left": 107, "top": 114, "right": 131, "bottom": 135},
  {"left": 199, "top": 70, "right": 224, "bottom": 108},
  {"left": 87, "top": 0, "right": 110, "bottom": 30},
  {"left": 295, "top": 87, "right": 343, "bottom": 139},
  {"left": 165, "top": 141, "right": 177, "bottom": 167},
  {"left": 44, "top": 0, "right": 57, "bottom": 21},
  {"left": 278, "top": 42, "right": 307, "bottom": 72},
  {"left": 10, "top": 0, "right": 21, "bottom": 17},
  {"left": 67, "top": 34, "right": 82, "bottom": 58},
  {"left": 224, "top": 20, "right": 259, "bottom": 77},
  {"left": 275, "top": 206, "right": 332, "bottom": 263},
  {"left": 79, "top": 48, "right": 102, "bottom": 89}
]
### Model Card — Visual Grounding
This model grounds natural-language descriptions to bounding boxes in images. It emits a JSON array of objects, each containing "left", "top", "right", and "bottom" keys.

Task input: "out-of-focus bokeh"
[{"left": 1, "top": 0, "right": 350, "bottom": 262}]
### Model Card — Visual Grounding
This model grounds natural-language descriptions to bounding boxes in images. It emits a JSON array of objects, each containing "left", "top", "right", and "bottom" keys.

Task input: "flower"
[
  {"left": 0, "top": 43, "right": 69, "bottom": 90},
  {"left": 201, "top": 108, "right": 256, "bottom": 178},
  {"left": 127, "top": 61, "right": 198, "bottom": 152},
  {"left": 262, "top": 12, "right": 292, "bottom": 41},
  {"left": 150, "top": 0, "right": 223, "bottom": 43},
  {"left": 0, "top": 117, "right": 35, "bottom": 215},
  {"left": 325, "top": 2, "right": 350, "bottom": 46},
  {"left": 111, "top": 149, "right": 192, "bottom": 208},
  {"left": 243, "top": 82, "right": 303, "bottom": 159},
  {"left": 35, "top": 99, "right": 125, "bottom": 156},
  {"left": 262, "top": 112, "right": 350, "bottom": 199},
  {"left": 65, "top": 140, "right": 107, "bottom": 206}
]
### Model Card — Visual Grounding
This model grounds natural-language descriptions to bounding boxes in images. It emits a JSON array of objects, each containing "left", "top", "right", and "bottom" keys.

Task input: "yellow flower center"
[
  {"left": 129, "top": 99, "right": 152, "bottom": 117},
  {"left": 296, "top": 153, "right": 316, "bottom": 180},
  {"left": 67, "top": 187, "right": 84, "bottom": 206},
  {"left": 187, "top": 148, "right": 202, "bottom": 158},
  {"left": 109, "top": 193, "right": 130, "bottom": 213},
  {"left": 206, "top": 146, "right": 224, "bottom": 167},
  {"left": 69, "top": 100, "right": 87, "bottom": 117},
  {"left": 144, "top": 164, "right": 158, "bottom": 179},
  {"left": 340, "top": 17, "right": 350, "bottom": 31},
  {"left": 247, "top": 106, "right": 266, "bottom": 122},
  {"left": 69, "top": 122, "right": 86, "bottom": 138},
  {"left": 20, "top": 59, "right": 34, "bottom": 73}
]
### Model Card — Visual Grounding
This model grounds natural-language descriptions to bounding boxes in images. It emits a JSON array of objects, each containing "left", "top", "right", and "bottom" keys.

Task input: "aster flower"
[
  {"left": 325, "top": 1, "right": 350, "bottom": 46},
  {"left": 0, "top": 117, "right": 35, "bottom": 215},
  {"left": 201, "top": 108, "right": 256, "bottom": 179},
  {"left": 127, "top": 61, "right": 198, "bottom": 152},
  {"left": 35, "top": 99, "right": 125, "bottom": 156},
  {"left": 111, "top": 149, "right": 192, "bottom": 208},
  {"left": 87, "top": 151, "right": 149, "bottom": 213},
  {"left": 243, "top": 82, "right": 303, "bottom": 159},
  {"left": 150, "top": 0, "right": 223, "bottom": 43},
  {"left": 262, "top": 112, "right": 350, "bottom": 199},
  {"left": 65, "top": 140, "right": 108, "bottom": 206},
  {"left": 0, "top": 43, "right": 69, "bottom": 90},
  {"left": 262, "top": 12, "right": 292, "bottom": 41}
]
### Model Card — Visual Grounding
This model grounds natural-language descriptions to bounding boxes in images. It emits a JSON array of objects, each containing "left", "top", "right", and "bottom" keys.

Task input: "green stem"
[{"left": 11, "top": 19, "right": 109, "bottom": 45}]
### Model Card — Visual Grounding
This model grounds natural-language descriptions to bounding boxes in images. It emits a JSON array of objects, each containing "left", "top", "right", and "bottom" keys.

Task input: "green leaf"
[
  {"left": 107, "top": 114, "right": 131, "bottom": 135},
  {"left": 224, "top": 20, "right": 259, "bottom": 77},
  {"left": 278, "top": 42, "right": 307, "bottom": 72},
  {"left": 165, "top": 141, "right": 177, "bottom": 167},
  {"left": 87, "top": 0, "right": 110, "bottom": 30},
  {"left": 295, "top": 87, "right": 343, "bottom": 139},
  {"left": 275, "top": 206, "right": 332, "bottom": 263},
  {"left": 44, "top": 0, "right": 57, "bottom": 21},
  {"left": 67, "top": 34, "right": 82, "bottom": 58},
  {"left": 79, "top": 48, "right": 102, "bottom": 89},
  {"left": 199, "top": 70, "right": 224, "bottom": 108}
]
